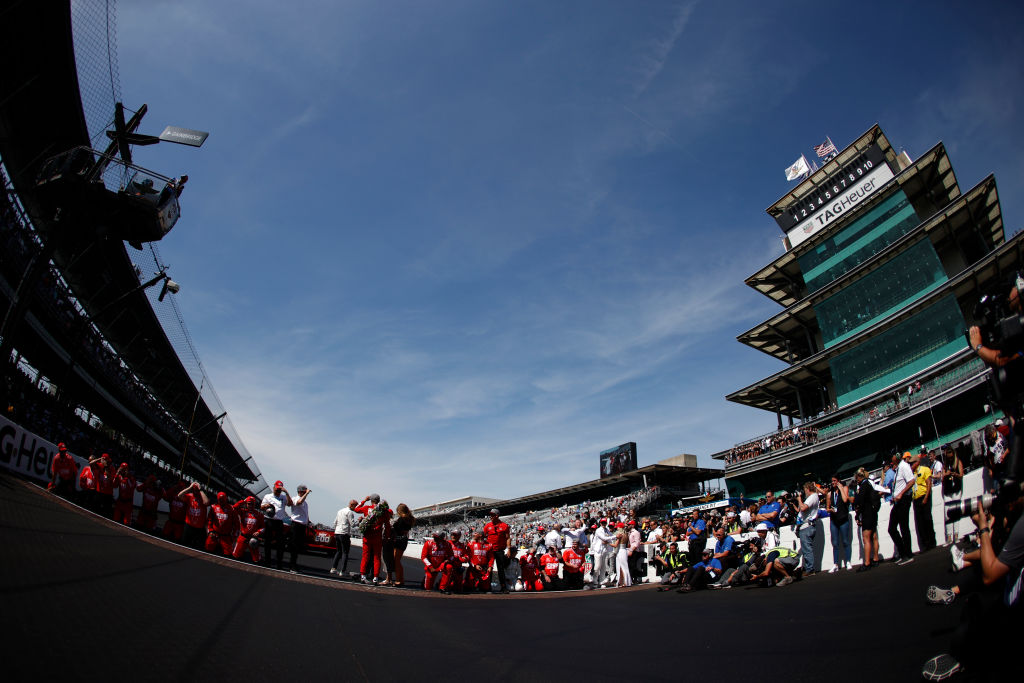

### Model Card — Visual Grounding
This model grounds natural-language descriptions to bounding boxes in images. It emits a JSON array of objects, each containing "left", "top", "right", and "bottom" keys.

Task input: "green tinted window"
[
  {"left": 816, "top": 239, "right": 946, "bottom": 348},
  {"left": 831, "top": 295, "right": 967, "bottom": 406},
  {"left": 799, "top": 190, "right": 919, "bottom": 293}
]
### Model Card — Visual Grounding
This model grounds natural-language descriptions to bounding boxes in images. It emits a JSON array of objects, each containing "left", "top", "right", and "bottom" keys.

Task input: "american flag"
[{"left": 814, "top": 138, "right": 837, "bottom": 159}]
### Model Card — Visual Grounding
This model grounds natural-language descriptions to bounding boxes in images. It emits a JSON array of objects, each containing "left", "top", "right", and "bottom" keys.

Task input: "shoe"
[
  {"left": 897, "top": 557, "right": 915, "bottom": 566},
  {"left": 501, "top": 587, "right": 510, "bottom": 594},
  {"left": 921, "top": 654, "right": 961, "bottom": 681},
  {"left": 828, "top": 566, "right": 838, "bottom": 574},
  {"left": 372, "top": 577, "right": 379, "bottom": 585},
  {"left": 926, "top": 586, "right": 956, "bottom": 605},
  {"left": 951, "top": 545, "right": 965, "bottom": 571},
  {"left": 777, "top": 576, "right": 794, "bottom": 587},
  {"left": 855, "top": 565, "right": 871, "bottom": 573},
  {"left": 676, "top": 585, "right": 692, "bottom": 593},
  {"left": 804, "top": 571, "right": 816, "bottom": 578},
  {"left": 329, "top": 568, "right": 337, "bottom": 575},
  {"left": 289, "top": 569, "right": 298, "bottom": 574},
  {"left": 359, "top": 576, "right": 368, "bottom": 584}
]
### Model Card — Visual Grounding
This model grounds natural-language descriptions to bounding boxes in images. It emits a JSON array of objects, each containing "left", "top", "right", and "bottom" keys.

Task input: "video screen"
[{"left": 600, "top": 442, "right": 637, "bottom": 479}]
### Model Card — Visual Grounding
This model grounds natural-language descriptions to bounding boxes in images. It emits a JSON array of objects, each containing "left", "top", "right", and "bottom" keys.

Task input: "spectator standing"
[
  {"left": 826, "top": 474, "right": 852, "bottom": 572},
  {"left": 613, "top": 522, "right": 631, "bottom": 587},
  {"left": 543, "top": 524, "right": 563, "bottom": 552},
  {"left": 92, "top": 454, "right": 115, "bottom": 518},
  {"left": 261, "top": 480, "right": 293, "bottom": 570},
  {"left": 385, "top": 503, "right": 416, "bottom": 586},
  {"left": 330, "top": 500, "right": 357, "bottom": 576},
  {"left": 889, "top": 452, "right": 916, "bottom": 565},
  {"left": 627, "top": 521, "right": 643, "bottom": 582},
  {"left": 684, "top": 510, "right": 707, "bottom": 565},
  {"left": 562, "top": 539, "right": 586, "bottom": 590},
  {"left": 797, "top": 482, "right": 820, "bottom": 575},
  {"left": 206, "top": 492, "right": 238, "bottom": 556},
  {"left": 755, "top": 491, "right": 781, "bottom": 530},
  {"left": 287, "top": 485, "right": 311, "bottom": 573},
  {"left": 136, "top": 475, "right": 162, "bottom": 533},
  {"left": 912, "top": 454, "right": 936, "bottom": 552},
  {"left": 591, "top": 518, "right": 615, "bottom": 586}
]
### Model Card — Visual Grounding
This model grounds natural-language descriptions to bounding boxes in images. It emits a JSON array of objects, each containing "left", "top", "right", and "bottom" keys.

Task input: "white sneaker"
[
  {"left": 329, "top": 568, "right": 337, "bottom": 575},
  {"left": 950, "top": 545, "right": 965, "bottom": 572},
  {"left": 828, "top": 566, "right": 838, "bottom": 574}
]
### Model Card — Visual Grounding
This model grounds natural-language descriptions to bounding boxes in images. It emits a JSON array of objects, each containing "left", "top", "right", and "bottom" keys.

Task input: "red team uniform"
[
  {"left": 561, "top": 546, "right": 585, "bottom": 589},
  {"left": 465, "top": 539, "right": 493, "bottom": 592},
  {"left": 49, "top": 444, "right": 77, "bottom": 497},
  {"left": 112, "top": 466, "right": 136, "bottom": 526},
  {"left": 483, "top": 518, "right": 511, "bottom": 592},
  {"left": 540, "top": 551, "right": 562, "bottom": 590},
  {"left": 136, "top": 477, "right": 162, "bottom": 532},
  {"left": 163, "top": 483, "right": 188, "bottom": 541},
  {"left": 448, "top": 536, "right": 469, "bottom": 592},
  {"left": 421, "top": 536, "right": 455, "bottom": 592},
  {"left": 518, "top": 551, "right": 543, "bottom": 591},
  {"left": 205, "top": 493, "right": 238, "bottom": 555},
  {"left": 355, "top": 500, "right": 392, "bottom": 581},
  {"left": 93, "top": 459, "right": 115, "bottom": 517},
  {"left": 233, "top": 498, "right": 265, "bottom": 562}
]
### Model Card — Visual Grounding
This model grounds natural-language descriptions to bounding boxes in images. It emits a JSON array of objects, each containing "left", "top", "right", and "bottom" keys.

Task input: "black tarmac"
[{"left": 2, "top": 472, "right": 961, "bottom": 681}]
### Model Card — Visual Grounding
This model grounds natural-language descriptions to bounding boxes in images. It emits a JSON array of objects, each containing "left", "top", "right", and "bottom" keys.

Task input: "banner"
[
  {"left": 0, "top": 414, "right": 85, "bottom": 484},
  {"left": 786, "top": 162, "right": 895, "bottom": 247}
]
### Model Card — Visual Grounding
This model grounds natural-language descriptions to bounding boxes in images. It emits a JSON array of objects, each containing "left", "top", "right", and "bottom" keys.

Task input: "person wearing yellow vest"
[{"left": 911, "top": 451, "right": 936, "bottom": 551}]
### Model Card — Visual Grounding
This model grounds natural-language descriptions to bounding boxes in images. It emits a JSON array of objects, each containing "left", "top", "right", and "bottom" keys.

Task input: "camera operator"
[{"left": 922, "top": 497, "right": 1024, "bottom": 680}]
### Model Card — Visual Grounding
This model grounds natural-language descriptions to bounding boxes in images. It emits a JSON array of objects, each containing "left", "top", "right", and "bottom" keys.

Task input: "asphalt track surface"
[{"left": 3, "top": 473, "right": 963, "bottom": 682}]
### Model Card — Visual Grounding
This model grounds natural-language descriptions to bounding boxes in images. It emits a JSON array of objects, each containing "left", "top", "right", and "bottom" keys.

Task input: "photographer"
[
  {"left": 825, "top": 474, "right": 852, "bottom": 572},
  {"left": 797, "top": 482, "right": 820, "bottom": 576},
  {"left": 923, "top": 498, "right": 1024, "bottom": 680}
]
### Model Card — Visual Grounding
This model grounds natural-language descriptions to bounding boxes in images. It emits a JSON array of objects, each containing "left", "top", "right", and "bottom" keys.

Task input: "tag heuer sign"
[{"left": 159, "top": 126, "right": 209, "bottom": 148}]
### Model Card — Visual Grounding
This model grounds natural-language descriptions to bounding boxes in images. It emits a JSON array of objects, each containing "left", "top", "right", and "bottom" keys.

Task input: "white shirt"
[
  {"left": 262, "top": 491, "right": 290, "bottom": 521},
  {"left": 543, "top": 529, "right": 562, "bottom": 550},
  {"left": 334, "top": 507, "right": 357, "bottom": 534},
  {"left": 800, "top": 493, "right": 819, "bottom": 529},
  {"left": 290, "top": 497, "right": 309, "bottom": 525},
  {"left": 592, "top": 525, "right": 614, "bottom": 552},
  {"left": 893, "top": 460, "right": 915, "bottom": 499}
]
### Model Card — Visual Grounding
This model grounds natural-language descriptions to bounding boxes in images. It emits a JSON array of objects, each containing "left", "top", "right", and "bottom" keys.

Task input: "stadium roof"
[{"left": 486, "top": 463, "right": 723, "bottom": 515}]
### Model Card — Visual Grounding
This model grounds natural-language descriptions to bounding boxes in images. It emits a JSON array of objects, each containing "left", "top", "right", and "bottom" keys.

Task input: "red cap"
[
  {"left": 120, "top": 462, "right": 129, "bottom": 469},
  {"left": 615, "top": 522, "right": 625, "bottom": 528},
  {"left": 628, "top": 520, "right": 636, "bottom": 526},
  {"left": 538, "top": 526, "right": 545, "bottom": 531},
  {"left": 274, "top": 480, "right": 283, "bottom": 488},
  {"left": 217, "top": 492, "right": 227, "bottom": 503},
  {"left": 57, "top": 442, "right": 67, "bottom": 451}
]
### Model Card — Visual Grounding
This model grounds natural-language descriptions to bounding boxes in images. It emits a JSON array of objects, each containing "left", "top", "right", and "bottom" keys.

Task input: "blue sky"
[{"left": 101, "top": 0, "right": 1024, "bottom": 523}]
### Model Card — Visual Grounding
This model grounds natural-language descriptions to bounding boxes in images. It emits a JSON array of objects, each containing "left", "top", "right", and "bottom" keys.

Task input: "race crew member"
[
  {"left": 136, "top": 475, "right": 163, "bottom": 532},
  {"left": 562, "top": 538, "right": 586, "bottom": 590},
  {"left": 177, "top": 482, "right": 210, "bottom": 550},
  {"left": 163, "top": 481, "right": 188, "bottom": 541},
  {"left": 354, "top": 493, "right": 392, "bottom": 584},
  {"left": 112, "top": 462, "right": 137, "bottom": 526},
  {"left": 518, "top": 548, "right": 543, "bottom": 592},
  {"left": 49, "top": 442, "right": 77, "bottom": 498},
  {"left": 92, "top": 454, "right": 115, "bottom": 518},
  {"left": 261, "top": 480, "right": 293, "bottom": 571},
  {"left": 232, "top": 497, "right": 265, "bottom": 563},
  {"left": 484, "top": 508, "right": 513, "bottom": 594},
  {"left": 539, "top": 547, "right": 564, "bottom": 591},
  {"left": 77, "top": 456, "right": 98, "bottom": 511},
  {"left": 465, "top": 531, "right": 493, "bottom": 593},
  {"left": 448, "top": 530, "right": 469, "bottom": 592},
  {"left": 205, "top": 492, "right": 238, "bottom": 556},
  {"left": 421, "top": 531, "right": 455, "bottom": 593}
]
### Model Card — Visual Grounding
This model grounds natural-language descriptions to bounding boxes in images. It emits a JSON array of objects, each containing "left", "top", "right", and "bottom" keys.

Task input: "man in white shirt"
[
  {"left": 330, "top": 499, "right": 358, "bottom": 576},
  {"left": 889, "top": 452, "right": 916, "bottom": 565},
  {"left": 261, "top": 480, "right": 293, "bottom": 570},
  {"left": 287, "top": 484, "right": 311, "bottom": 573},
  {"left": 544, "top": 524, "right": 563, "bottom": 553},
  {"left": 797, "top": 482, "right": 820, "bottom": 575},
  {"left": 591, "top": 519, "right": 616, "bottom": 586}
]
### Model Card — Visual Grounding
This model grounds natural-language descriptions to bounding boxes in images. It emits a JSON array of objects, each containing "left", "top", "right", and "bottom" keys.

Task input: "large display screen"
[{"left": 600, "top": 442, "right": 637, "bottom": 479}]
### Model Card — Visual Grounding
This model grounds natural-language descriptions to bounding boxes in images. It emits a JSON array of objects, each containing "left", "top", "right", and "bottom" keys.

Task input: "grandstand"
[{"left": 0, "top": 2, "right": 265, "bottom": 498}]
